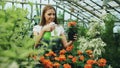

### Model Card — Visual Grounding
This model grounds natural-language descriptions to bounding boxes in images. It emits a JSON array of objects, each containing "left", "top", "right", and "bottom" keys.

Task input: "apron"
[{"left": 36, "top": 36, "right": 64, "bottom": 54}]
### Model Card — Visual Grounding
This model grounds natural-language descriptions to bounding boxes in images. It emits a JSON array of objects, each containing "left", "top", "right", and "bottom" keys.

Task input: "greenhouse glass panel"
[
  {"left": 111, "top": 12, "right": 120, "bottom": 19},
  {"left": 31, "top": 0, "right": 40, "bottom": 3},
  {"left": 108, "top": 1, "right": 119, "bottom": 7},
  {"left": 78, "top": 1, "right": 86, "bottom": 6},
  {"left": 23, "top": 4, "right": 31, "bottom": 18},
  {"left": 85, "top": 6, "right": 93, "bottom": 10},
  {"left": 64, "top": 12, "right": 70, "bottom": 20},
  {"left": 32, "top": 5, "right": 37, "bottom": 17},
  {"left": 41, "top": 0, "right": 49, "bottom": 4},
  {"left": 94, "top": 5, "right": 101, "bottom": 10},
  {"left": 93, "top": 0, "right": 103, "bottom": 6},
  {"left": 4, "top": 2, "right": 12, "bottom": 9},
  {"left": 71, "top": 16, "right": 77, "bottom": 20},
  {"left": 14, "top": 3, "right": 22, "bottom": 8},
  {"left": 84, "top": 0, "right": 95, "bottom": 6},
  {"left": 50, "top": 0, "right": 56, "bottom": 5}
]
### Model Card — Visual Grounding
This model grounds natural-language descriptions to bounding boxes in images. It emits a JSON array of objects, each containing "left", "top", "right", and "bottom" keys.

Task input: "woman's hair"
[{"left": 39, "top": 5, "right": 58, "bottom": 26}]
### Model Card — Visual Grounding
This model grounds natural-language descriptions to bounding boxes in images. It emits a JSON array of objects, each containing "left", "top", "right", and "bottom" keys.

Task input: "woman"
[{"left": 33, "top": 5, "right": 76, "bottom": 52}]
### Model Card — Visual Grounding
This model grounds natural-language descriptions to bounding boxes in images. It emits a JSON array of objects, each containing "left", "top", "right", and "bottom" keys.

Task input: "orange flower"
[
  {"left": 59, "top": 55, "right": 66, "bottom": 62},
  {"left": 47, "top": 60, "right": 53, "bottom": 68},
  {"left": 63, "top": 63, "right": 71, "bottom": 68},
  {"left": 48, "top": 50, "right": 56, "bottom": 56},
  {"left": 84, "top": 64, "right": 92, "bottom": 68},
  {"left": 53, "top": 62, "right": 60, "bottom": 68},
  {"left": 72, "top": 57, "right": 77, "bottom": 63},
  {"left": 79, "top": 55, "right": 84, "bottom": 61},
  {"left": 59, "top": 49, "right": 66, "bottom": 55},
  {"left": 86, "top": 50, "right": 93, "bottom": 55},
  {"left": 39, "top": 56, "right": 45, "bottom": 63},
  {"left": 78, "top": 50, "right": 82, "bottom": 55},
  {"left": 68, "top": 21, "right": 77, "bottom": 27},
  {"left": 86, "top": 59, "right": 96, "bottom": 65},
  {"left": 66, "top": 45, "right": 74, "bottom": 52},
  {"left": 54, "top": 57, "right": 59, "bottom": 61},
  {"left": 45, "top": 53, "right": 49, "bottom": 56},
  {"left": 43, "top": 59, "right": 53, "bottom": 68},
  {"left": 97, "top": 58, "right": 107, "bottom": 67},
  {"left": 68, "top": 55, "right": 73, "bottom": 59}
]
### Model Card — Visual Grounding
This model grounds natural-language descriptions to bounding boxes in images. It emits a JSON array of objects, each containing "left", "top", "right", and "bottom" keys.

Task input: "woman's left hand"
[{"left": 73, "top": 34, "right": 77, "bottom": 41}]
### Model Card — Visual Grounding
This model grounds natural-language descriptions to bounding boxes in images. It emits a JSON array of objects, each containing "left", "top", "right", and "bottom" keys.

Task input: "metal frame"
[{"left": 2, "top": 0, "right": 120, "bottom": 23}]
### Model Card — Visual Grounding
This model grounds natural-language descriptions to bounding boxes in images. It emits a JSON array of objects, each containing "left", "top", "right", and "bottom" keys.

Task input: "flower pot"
[{"left": 68, "top": 27, "right": 77, "bottom": 41}]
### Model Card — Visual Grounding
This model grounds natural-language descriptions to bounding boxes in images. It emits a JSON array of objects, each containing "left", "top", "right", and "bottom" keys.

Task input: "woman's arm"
[
  {"left": 61, "top": 33, "right": 73, "bottom": 48},
  {"left": 33, "top": 29, "right": 45, "bottom": 47}
]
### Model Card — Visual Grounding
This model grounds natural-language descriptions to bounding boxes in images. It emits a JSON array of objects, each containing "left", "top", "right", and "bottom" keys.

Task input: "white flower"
[{"left": 78, "top": 37, "right": 106, "bottom": 58}]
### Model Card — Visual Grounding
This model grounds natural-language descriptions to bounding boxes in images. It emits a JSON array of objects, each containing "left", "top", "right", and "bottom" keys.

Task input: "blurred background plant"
[
  {"left": 101, "top": 13, "right": 120, "bottom": 67},
  {"left": 77, "top": 19, "right": 107, "bottom": 59},
  {"left": 0, "top": 1, "right": 47, "bottom": 68}
]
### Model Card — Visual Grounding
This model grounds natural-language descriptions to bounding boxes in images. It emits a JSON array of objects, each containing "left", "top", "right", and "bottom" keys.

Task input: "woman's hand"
[
  {"left": 73, "top": 34, "right": 77, "bottom": 41},
  {"left": 42, "top": 23, "right": 55, "bottom": 32}
]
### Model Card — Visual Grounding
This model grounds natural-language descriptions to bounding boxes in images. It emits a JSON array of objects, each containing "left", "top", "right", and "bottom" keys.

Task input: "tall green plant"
[
  {"left": 101, "top": 13, "right": 116, "bottom": 44},
  {"left": 0, "top": 3, "right": 40, "bottom": 68},
  {"left": 101, "top": 13, "right": 120, "bottom": 68}
]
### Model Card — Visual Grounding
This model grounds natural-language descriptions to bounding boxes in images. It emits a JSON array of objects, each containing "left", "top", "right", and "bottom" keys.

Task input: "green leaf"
[{"left": 1, "top": 50, "right": 16, "bottom": 58}]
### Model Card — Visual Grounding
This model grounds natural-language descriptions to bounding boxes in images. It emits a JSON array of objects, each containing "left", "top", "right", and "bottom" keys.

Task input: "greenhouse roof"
[
  {"left": 53, "top": 0, "right": 120, "bottom": 22},
  {"left": 2, "top": 0, "right": 120, "bottom": 23}
]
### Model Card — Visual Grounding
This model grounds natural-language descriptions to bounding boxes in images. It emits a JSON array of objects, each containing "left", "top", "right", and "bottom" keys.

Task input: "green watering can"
[
  {"left": 43, "top": 22, "right": 55, "bottom": 40},
  {"left": 43, "top": 32, "right": 51, "bottom": 40}
]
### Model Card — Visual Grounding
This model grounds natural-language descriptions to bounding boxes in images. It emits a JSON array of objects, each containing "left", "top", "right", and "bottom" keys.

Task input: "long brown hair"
[{"left": 39, "top": 5, "right": 58, "bottom": 26}]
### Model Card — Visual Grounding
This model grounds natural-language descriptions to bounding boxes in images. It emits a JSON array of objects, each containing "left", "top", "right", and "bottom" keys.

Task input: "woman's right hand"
[{"left": 42, "top": 23, "right": 55, "bottom": 32}]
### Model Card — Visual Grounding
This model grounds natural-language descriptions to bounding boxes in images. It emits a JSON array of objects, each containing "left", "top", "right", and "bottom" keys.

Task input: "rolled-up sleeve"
[
  {"left": 60, "top": 25, "right": 65, "bottom": 34},
  {"left": 33, "top": 25, "right": 42, "bottom": 33}
]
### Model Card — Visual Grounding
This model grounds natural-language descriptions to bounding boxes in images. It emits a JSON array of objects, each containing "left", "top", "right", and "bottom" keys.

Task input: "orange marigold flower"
[
  {"left": 84, "top": 64, "right": 92, "bottom": 68},
  {"left": 68, "top": 55, "right": 73, "bottom": 59},
  {"left": 86, "top": 50, "right": 93, "bottom": 55},
  {"left": 48, "top": 51, "right": 56, "bottom": 56},
  {"left": 39, "top": 56, "right": 45, "bottom": 63},
  {"left": 59, "top": 49, "right": 66, "bottom": 55},
  {"left": 97, "top": 58, "right": 107, "bottom": 67},
  {"left": 43, "top": 59, "right": 53, "bottom": 68},
  {"left": 68, "top": 21, "right": 77, "bottom": 27},
  {"left": 47, "top": 61, "right": 53, "bottom": 68},
  {"left": 53, "top": 62, "right": 60, "bottom": 68},
  {"left": 78, "top": 50, "right": 82, "bottom": 55},
  {"left": 54, "top": 57, "right": 59, "bottom": 61},
  {"left": 79, "top": 55, "right": 84, "bottom": 61},
  {"left": 63, "top": 63, "right": 71, "bottom": 68},
  {"left": 45, "top": 53, "right": 49, "bottom": 56},
  {"left": 66, "top": 45, "right": 74, "bottom": 52},
  {"left": 59, "top": 55, "right": 66, "bottom": 62},
  {"left": 72, "top": 57, "right": 77, "bottom": 63},
  {"left": 86, "top": 59, "right": 96, "bottom": 65},
  {"left": 42, "top": 59, "right": 49, "bottom": 65}
]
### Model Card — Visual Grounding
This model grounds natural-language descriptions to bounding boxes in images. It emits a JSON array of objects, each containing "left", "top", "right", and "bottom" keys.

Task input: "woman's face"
[{"left": 44, "top": 9, "right": 55, "bottom": 24}]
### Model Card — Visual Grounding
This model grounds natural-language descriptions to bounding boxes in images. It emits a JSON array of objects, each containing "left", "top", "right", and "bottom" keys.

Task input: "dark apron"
[{"left": 36, "top": 37, "right": 64, "bottom": 54}]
